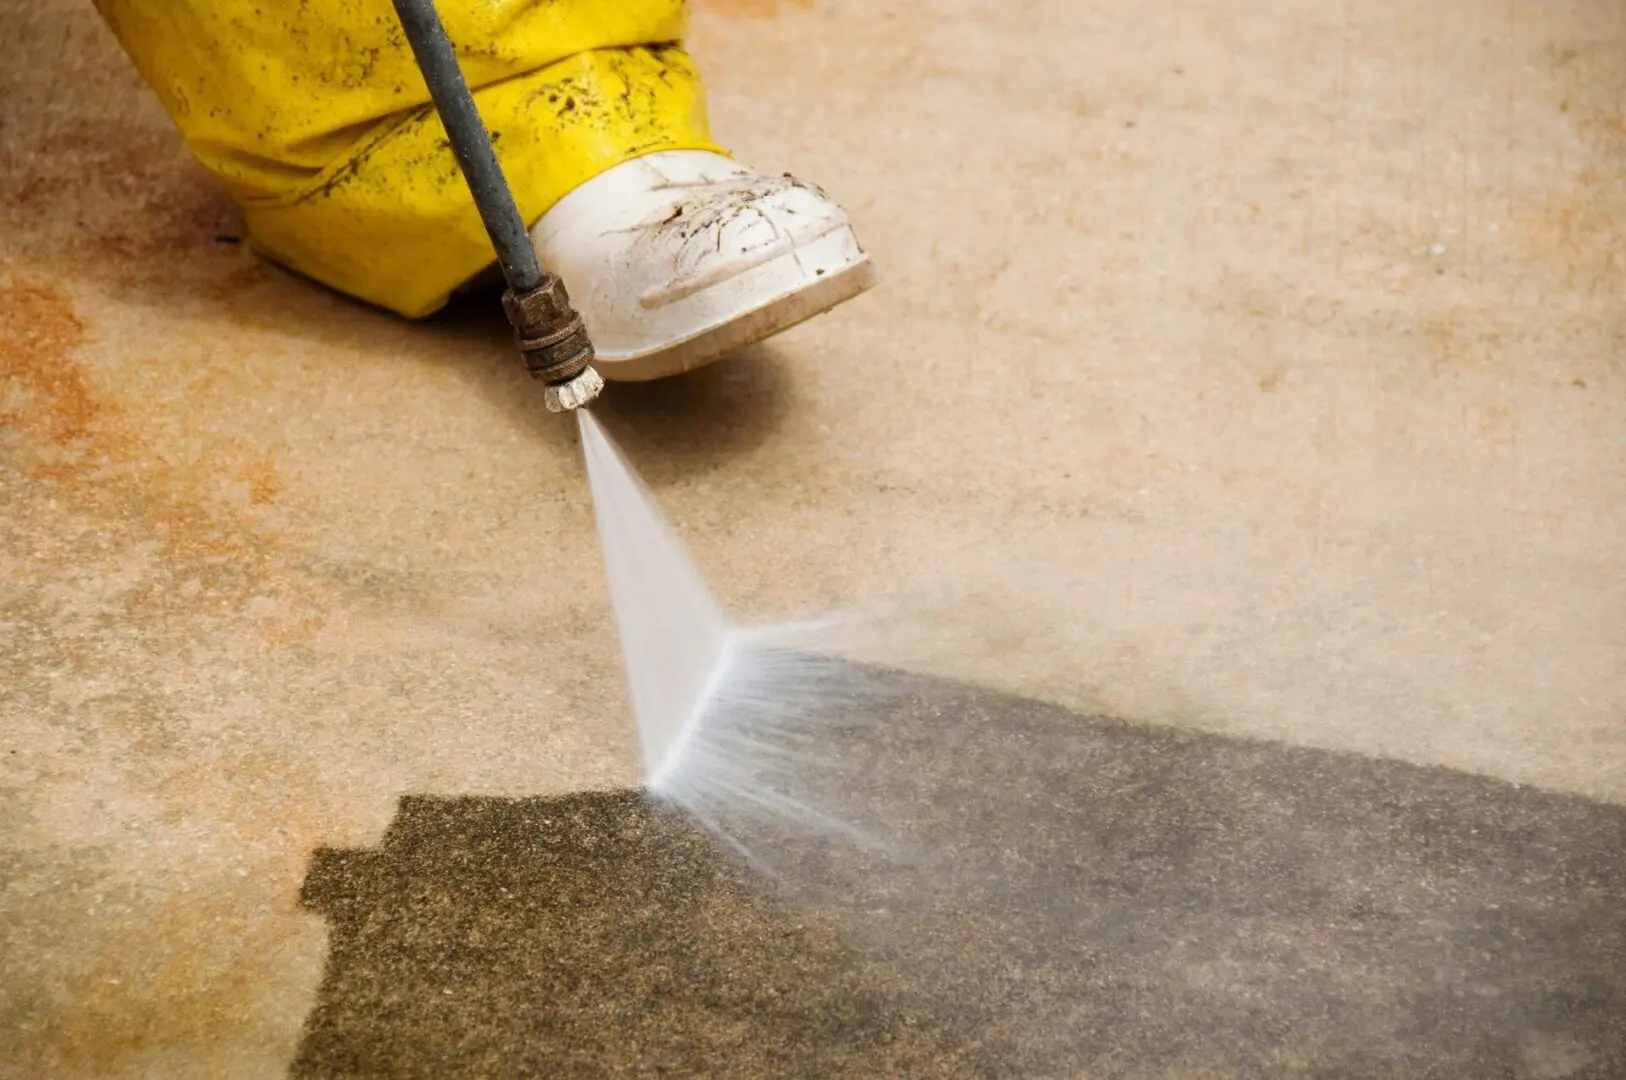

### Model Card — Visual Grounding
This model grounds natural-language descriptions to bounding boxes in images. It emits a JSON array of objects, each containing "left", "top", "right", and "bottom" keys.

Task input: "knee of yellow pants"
[
  {"left": 244, "top": 45, "right": 724, "bottom": 318},
  {"left": 92, "top": 0, "right": 725, "bottom": 318}
]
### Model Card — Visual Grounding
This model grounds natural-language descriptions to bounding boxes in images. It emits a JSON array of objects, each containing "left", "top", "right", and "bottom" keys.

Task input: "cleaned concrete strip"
[{"left": 294, "top": 669, "right": 1626, "bottom": 1078}]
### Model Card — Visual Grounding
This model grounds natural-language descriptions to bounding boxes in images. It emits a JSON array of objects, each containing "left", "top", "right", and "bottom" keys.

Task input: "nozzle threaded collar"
[{"left": 502, "top": 276, "right": 596, "bottom": 387}]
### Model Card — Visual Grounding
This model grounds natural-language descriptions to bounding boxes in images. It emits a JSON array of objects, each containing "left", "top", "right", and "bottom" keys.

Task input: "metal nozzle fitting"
[
  {"left": 543, "top": 365, "right": 605, "bottom": 413},
  {"left": 501, "top": 275, "right": 602, "bottom": 412}
]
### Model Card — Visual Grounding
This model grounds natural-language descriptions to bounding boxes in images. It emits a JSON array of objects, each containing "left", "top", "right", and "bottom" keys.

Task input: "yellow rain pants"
[{"left": 91, "top": 1, "right": 724, "bottom": 317}]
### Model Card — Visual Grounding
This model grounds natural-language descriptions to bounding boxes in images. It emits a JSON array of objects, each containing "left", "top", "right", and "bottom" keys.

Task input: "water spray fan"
[{"left": 391, "top": 0, "right": 604, "bottom": 413}]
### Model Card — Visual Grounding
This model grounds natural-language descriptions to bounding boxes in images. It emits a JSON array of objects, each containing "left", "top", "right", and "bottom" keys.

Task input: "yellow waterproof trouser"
[{"left": 92, "top": 0, "right": 724, "bottom": 317}]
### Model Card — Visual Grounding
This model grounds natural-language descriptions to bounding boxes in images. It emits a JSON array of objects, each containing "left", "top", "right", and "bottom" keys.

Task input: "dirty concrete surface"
[{"left": 1, "top": 0, "right": 1623, "bottom": 1076}]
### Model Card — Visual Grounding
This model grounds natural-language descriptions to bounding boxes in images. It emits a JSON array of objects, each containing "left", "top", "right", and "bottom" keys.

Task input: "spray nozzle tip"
[{"left": 544, "top": 365, "right": 605, "bottom": 412}]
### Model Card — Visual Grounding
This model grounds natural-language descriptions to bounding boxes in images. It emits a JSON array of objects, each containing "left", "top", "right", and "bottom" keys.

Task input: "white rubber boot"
[{"left": 529, "top": 150, "right": 875, "bottom": 381}]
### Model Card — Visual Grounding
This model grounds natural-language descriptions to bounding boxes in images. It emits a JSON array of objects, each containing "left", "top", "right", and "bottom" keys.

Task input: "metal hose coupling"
[{"left": 502, "top": 274, "right": 604, "bottom": 413}]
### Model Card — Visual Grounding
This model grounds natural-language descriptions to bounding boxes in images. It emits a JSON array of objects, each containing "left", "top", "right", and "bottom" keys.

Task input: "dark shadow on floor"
[
  {"left": 416, "top": 288, "right": 799, "bottom": 483},
  {"left": 293, "top": 668, "right": 1626, "bottom": 1079}
]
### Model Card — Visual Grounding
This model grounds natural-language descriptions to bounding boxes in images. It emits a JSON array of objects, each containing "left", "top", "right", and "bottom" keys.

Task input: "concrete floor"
[
  {"left": 2, "top": 0, "right": 1623, "bottom": 1076},
  {"left": 289, "top": 674, "right": 1626, "bottom": 1078}
]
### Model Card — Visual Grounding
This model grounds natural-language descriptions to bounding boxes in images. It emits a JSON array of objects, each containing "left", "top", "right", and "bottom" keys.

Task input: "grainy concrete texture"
[
  {"left": 1, "top": 0, "right": 1622, "bottom": 1076},
  {"left": 293, "top": 670, "right": 1626, "bottom": 1079}
]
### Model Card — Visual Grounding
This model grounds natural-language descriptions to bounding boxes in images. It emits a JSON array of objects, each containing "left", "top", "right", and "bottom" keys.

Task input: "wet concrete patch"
[{"left": 294, "top": 669, "right": 1626, "bottom": 1078}]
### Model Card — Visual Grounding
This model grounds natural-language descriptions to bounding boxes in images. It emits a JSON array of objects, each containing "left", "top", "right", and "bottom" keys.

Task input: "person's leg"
[
  {"left": 91, "top": 0, "right": 719, "bottom": 317},
  {"left": 92, "top": 0, "right": 871, "bottom": 376}
]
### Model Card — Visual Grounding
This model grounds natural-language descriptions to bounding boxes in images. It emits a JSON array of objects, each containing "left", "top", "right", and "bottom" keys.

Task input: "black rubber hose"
[{"left": 391, "top": 0, "right": 544, "bottom": 294}]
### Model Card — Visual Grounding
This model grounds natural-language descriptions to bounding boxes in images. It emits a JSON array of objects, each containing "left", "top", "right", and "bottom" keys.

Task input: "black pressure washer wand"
[{"left": 392, "top": 0, "right": 603, "bottom": 412}]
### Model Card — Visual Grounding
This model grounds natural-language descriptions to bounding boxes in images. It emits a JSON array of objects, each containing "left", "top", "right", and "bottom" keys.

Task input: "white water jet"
[
  {"left": 578, "top": 410, "right": 891, "bottom": 860},
  {"left": 578, "top": 409, "right": 732, "bottom": 784}
]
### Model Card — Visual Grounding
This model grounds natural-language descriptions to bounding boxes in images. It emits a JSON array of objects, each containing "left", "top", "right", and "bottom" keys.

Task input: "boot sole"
[{"left": 592, "top": 250, "right": 877, "bottom": 383}]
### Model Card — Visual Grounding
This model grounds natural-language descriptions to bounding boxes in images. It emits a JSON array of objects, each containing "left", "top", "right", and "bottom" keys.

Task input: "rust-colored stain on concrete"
[
  {"left": 0, "top": 267, "right": 310, "bottom": 645},
  {"left": 13, "top": 858, "right": 323, "bottom": 1078},
  {"left": 5, "top": 121, "right": 234, "bottom": 285},
  {"left": 1513, "top": 169, "right": 1624, "bottom": 292},
  {"left": 1422, "top": 304, "right": 1506, "bottom": 372},
  {"left": 1511, "top": 39, "right": 1626, "bottom": 290},
  {"left": 0, "top": 276, "right": 97, "bottom": 452},
  {"left": 247, "top": 457, "right": 283, "bottom": 506}
]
